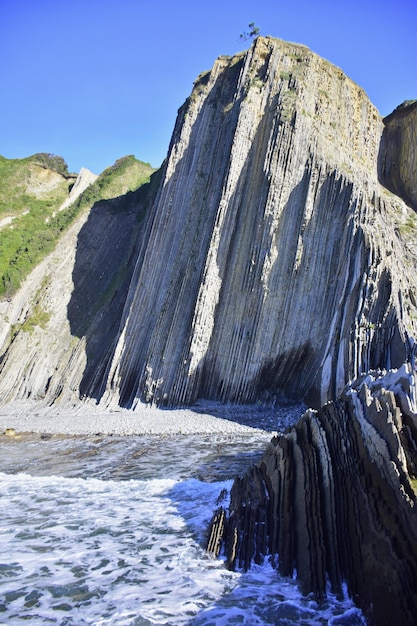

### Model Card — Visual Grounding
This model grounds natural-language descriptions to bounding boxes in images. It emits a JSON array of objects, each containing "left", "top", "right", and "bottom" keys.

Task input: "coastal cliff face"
[
  {"left": 0, "top": 36, "right": 416, "bottom": 409},
  {"left": 102, "top": 36, "right": 417, "bottom": 409},
  {"left": 207, "top": 367, "right": 417, "bottom": 625},
  {"left": 1, "top": 34, "right": 416, "bottom": 625}
]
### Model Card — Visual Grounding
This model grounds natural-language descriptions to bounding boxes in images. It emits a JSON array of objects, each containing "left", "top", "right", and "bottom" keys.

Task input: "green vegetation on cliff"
[
  {"left": 0, "top": 154, "right": 73, "bottom": 217},
  {"left": 74, "top": 155, "right": 154, "bottom": 211},
  {"left": 0, "top": 154, "right": 155, "bottom": 298},
  {"left": 30, "top": 153, "right": 72, "bottom": 177}
]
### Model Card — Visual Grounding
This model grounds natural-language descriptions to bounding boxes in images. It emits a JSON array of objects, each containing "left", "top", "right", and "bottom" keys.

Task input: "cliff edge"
[{"left": 378, "top": 99, "right": 417, "bottom": 211}]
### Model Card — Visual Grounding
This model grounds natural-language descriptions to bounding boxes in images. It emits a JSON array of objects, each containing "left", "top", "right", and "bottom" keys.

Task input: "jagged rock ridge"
[{"left": 207, "top": 366, "right": 417, "bottom": 625}]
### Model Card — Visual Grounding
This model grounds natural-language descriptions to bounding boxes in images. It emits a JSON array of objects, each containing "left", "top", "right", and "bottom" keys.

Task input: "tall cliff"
[
  {"left": 0, "top": 36, "right": 416, "bottom": 409},
  {"left": 101, "top": 36, "right": 417, "bottom": 409}
]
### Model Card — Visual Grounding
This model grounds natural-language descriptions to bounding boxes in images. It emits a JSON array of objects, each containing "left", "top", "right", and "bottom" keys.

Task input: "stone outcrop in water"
[
  {"left": 207, "top": 365, "right": 417, "bottom": 625},
  {"left": 0, "top": 36, "right": 416, "bottom": 411}
]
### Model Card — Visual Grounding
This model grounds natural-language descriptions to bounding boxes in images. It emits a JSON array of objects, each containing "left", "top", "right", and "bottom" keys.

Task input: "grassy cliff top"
[
  {"left": 74, "top": 155, "right": 155, "bottom": 211},
  {"left": 0, "top": 153, "right": 75, "bottom": 217},
  {"left": 0, "top": 153, "right": 156, "bottom": 298}
]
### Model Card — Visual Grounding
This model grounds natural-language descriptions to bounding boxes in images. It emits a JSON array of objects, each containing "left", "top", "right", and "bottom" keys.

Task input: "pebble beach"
[{"left": 0, "top": 398, "right": 305, "bottom": 437}]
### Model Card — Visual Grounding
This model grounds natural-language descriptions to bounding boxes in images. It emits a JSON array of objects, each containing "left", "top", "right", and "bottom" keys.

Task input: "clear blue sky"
[{"left": 1, "top": 0, "right": 416, "bottom": 175}]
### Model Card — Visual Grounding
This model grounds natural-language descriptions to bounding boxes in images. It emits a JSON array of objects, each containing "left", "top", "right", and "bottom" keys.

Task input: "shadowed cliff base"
[{"left": 67, "top": 168, "right": 163, "bottom": 400}]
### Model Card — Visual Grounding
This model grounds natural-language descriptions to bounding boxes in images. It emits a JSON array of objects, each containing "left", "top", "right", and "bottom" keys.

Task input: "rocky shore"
[{"left": 207, "top": 365, "right": 417, "bottom": 625}]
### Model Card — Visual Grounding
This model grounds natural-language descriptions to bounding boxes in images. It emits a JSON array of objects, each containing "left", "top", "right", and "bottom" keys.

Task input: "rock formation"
[
  {"left": 0, "top": 169, "right": 160, "bottom": 405},
  {"left": 56, "top": 166, "right": 98, "bottom": 212},
  {"left": 0, "top": 36, "right": 416, "bottom": 410},
  {"left": 0, "top": 34, "right": 416, "bottom": 626},
  {"left": 100, "top": 36, "right": 417, "bottom": 409},
  {"left": 207, "top": 366, "right": 417, "bottom": 625},
  {"left": 378, "top": 100, "right": 417, "bottom": 211}
]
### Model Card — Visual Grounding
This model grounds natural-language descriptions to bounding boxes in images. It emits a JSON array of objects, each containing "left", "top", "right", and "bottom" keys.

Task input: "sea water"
[{"left": 0, "top": 420, "right": 366, "bottom": 625}]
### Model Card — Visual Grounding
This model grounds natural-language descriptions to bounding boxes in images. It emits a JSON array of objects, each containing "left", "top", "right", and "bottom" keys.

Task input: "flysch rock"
[
  {"left": 207, "top": 365, "right": 417, "bottom": 626},
  {"left": 56, "top": 167, "right": 98, "bottom": 213},
  {"left": 102, "top": 37, "right": 417, "bottom": 409},
  {"left": 0, "top": 37, "right": 416, "bottom": 411},
  {"left": 0, "top": 36, "right": 416, "bottom": 626}
]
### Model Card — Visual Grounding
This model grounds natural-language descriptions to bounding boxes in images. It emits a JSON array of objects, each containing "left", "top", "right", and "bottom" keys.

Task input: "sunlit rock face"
[
  {"left": 102, "top": 37, "right": 417, "bottom": 409},
  {"left": 207, "top": 366, "right": 417, "bottom": 625},
  {"left": 0, "top": 37, "right": 416, "bottom": 409}
]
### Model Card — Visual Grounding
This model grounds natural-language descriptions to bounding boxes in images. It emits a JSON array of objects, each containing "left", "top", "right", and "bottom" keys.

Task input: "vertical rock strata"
[
  {"left": 379, "top": 100, "right": 417, "bottom": 211},
  {"left": 0, "top": 174, "right": 159, "bottom": 405},
  {"left": 0, "top": 37, "right": 416, "bottom": 410},
  {"left": 0, "top": 35, "right": 416, "bottom": 625},
  {"left": 208, "top": 367, "right": 417, "bottom": 625},
  {"left": 103, "top": 37, "right": 417, "bottom": 409}
]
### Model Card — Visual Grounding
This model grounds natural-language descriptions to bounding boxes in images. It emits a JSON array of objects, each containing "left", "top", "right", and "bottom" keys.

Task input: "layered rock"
[
  {"left": 0, "top": 171, "right": 160, "bottom": 405},
  {"left": 101, "top": 37, "right": 417, "bottom": 409},
  {"left": 0, "top": 34, "right": 416, "bottom": 625},
  {"left": 207, "top": 366, "right": 417, "bottom": 625},
  {"left": 0, "top": 37, "right": 416, "bottom": 410},
  {"left": 56, "top": 167, "right": 98, "bottom": 212},
  {"left": 378, "top": 100, "right": 417, "bottom": 211}
]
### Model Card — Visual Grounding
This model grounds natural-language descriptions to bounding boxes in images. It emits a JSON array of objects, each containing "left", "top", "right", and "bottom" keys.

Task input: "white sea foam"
[
  {"left": 0, "top": 432, "right": 366, "bottom": 624},
  {"left": 0, "top": 471, "right": 234, "bottom": 625}
]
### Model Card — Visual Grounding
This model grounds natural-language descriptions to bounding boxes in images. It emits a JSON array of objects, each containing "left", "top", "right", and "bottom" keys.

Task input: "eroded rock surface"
[
  {"left": 0, "top": 37, "right": 416, "bottom": 411},
  {"left": 208, "top": 366, "right": 417, "bottom": 625},
  {"left": 379, "top": 100, "right": 417, "bottom": 211},
  {"left": 57, "top": 167, "right": 98, "bottom": 212},
  {"left": 0, "top": 173, "right": 160, "bottom": 405},
  {"left": 102, "top": 37, "right": 417, "bottom": 409}
]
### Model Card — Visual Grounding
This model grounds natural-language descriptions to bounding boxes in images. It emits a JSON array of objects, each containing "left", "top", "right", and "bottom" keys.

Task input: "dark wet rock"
[{"left": 208, "top": 366, "right": 417, "bottom": 625}]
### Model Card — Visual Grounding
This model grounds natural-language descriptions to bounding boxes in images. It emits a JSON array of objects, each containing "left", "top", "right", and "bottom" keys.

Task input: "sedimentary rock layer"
[
  {"left": 379, "top": 100, "right": 417, "bottom": 211},
  {"left": 0, "top": 37, "right": 416, "bottom": 409},
  {"left": 102, "top": 37, "right": 417, "bottom": 409},
  {"left": 207, "top": 366, "right": 417, "bottom": 625},
  {"left": 0, "top": 172, "right": 160, "bottom": 405}
]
